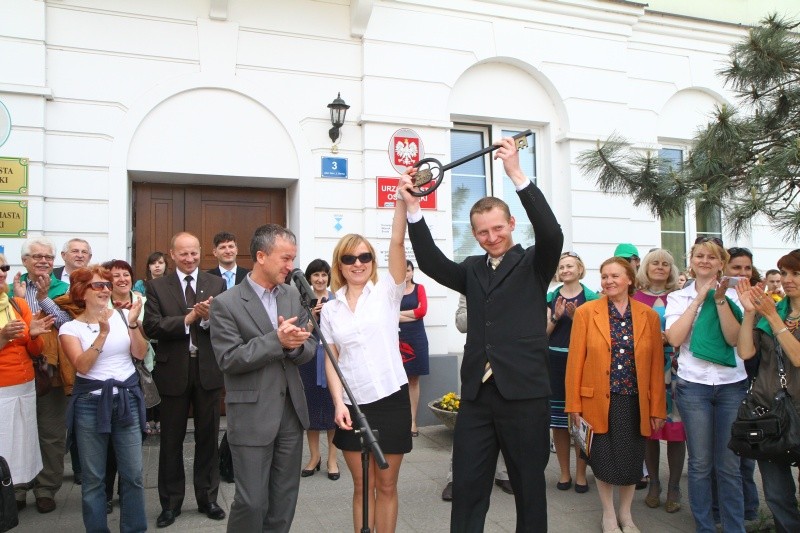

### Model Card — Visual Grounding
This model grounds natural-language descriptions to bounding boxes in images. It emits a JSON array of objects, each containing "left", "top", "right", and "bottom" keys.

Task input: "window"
[
  {"left": 450, "top": 125, "right": 537, "bottom": 263},
  {"left": 659, "top": 148, "right": 722, "bottom": 268}
]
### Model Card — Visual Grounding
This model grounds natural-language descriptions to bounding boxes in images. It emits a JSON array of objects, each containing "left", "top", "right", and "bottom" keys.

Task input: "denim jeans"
[
  {"left": 675, "top": 376, "right": 747, "bottom": 533},
  {"left": 757, "top": 459, "right": 800, "bottom": 533},
  {"left": 74, "top": 391, "right": 146, "bottom": 533}
]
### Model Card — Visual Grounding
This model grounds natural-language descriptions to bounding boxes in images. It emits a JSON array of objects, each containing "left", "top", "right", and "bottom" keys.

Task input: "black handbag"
[
  {"left": 0, "top": 456, "right": 19, "bottom": 533},
  {"left": 133, "top": 358, "right": 161, "bottom": 409},
  {"left": 219, "top": 431, "right": 235, "bottom": 483},
  {"left": 115, "top": 310, "right": 160, "bottom": 409},
  {"left": 728, "top": 345, "right": 800, "bottom": 464}
]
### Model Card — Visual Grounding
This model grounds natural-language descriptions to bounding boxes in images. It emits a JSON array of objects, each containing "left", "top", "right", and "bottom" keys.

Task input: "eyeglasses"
[
  {"left": 88, "top": 281, "right": 113, "bottom": 291},
  {"left": 728, "top": 247, "right": 753, "bottom": 258},
  {"left": 25, "top": 254, "right": 55, "bottom": 262},
  {"left": 0, "top": 265, "right": 9, "bottom": 272},
  {"left": 694, "top": 236, "right": 724, "bottom": 247},
  {"left": 341, "top": 252, "right": 374, "bottom": 265}
]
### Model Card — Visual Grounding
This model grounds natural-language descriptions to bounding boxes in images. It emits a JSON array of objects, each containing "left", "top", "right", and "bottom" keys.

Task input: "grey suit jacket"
[{"left": 210, "top": 278, "right": 316, "bottom": 446}]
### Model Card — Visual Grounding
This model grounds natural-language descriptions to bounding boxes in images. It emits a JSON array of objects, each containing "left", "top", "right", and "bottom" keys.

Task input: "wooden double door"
[{"left": 132, "top": 183, "right": 286, "bottom": 278}]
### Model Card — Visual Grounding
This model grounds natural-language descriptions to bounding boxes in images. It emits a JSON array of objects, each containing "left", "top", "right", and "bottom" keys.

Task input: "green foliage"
[{"left": 579, "top": 14, "right": 800, "bottom": 239}]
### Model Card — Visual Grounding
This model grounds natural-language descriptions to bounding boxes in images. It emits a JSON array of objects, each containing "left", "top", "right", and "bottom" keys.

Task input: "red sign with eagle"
[{"left": 388, "top": 128, "right": 424, "bottom": 174}]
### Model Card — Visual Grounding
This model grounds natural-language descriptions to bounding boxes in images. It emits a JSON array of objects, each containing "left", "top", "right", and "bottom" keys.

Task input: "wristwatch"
[
  {"left": 550, "top": 314, "right": 559, "bottom": 324},
  {"left": 716, "top": 299, "right": 726, "bottom": 306}
]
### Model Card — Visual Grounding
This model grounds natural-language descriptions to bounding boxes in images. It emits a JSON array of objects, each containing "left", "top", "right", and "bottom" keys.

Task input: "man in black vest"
[{"left": 400, "top": 136, "right": 562, "bottom": 532}]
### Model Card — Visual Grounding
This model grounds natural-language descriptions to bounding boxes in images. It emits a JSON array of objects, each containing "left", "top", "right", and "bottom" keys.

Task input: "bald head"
[{"left": 170, "top": 232, "right": 201, "bottom": 275}]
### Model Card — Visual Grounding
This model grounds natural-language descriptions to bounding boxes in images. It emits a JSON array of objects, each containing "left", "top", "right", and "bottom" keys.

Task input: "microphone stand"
[{"left": 294, "top": 277, "right": 388, "bottom": 533}]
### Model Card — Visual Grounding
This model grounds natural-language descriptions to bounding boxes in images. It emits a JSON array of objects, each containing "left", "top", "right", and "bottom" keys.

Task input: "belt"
[{"left": 189, "top": 348, "right": 198, "bottom": 358}]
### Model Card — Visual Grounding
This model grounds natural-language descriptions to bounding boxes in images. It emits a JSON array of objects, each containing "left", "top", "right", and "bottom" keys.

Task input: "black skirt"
[
  {"left": 586, "top": 393, "right": 645, "bottom": 486},
  {"left": 333, "top": 384, "right": 412, "bottom": 455}
]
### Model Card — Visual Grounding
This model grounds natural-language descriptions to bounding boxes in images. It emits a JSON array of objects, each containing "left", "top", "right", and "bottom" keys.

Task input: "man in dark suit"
[
  {"left": 400, "top": 136, "right": 563, "bottom": 532},
  {"left": 210, "top": 224, "right": 316, "bottom": 532},
  {"left": 206, "top": 231, "right": 250, "bottom": 288},
  {"left": 53, "top": 238, "right": 92, "bottom": 283},
  {"left": 143, "top": 232, "right": 227, "bottom": 528}
]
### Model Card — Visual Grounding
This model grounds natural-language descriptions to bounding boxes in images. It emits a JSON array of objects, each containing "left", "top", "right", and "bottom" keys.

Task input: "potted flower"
[{"left": 428, "top": 392, "right": 460, "bottom": 430}]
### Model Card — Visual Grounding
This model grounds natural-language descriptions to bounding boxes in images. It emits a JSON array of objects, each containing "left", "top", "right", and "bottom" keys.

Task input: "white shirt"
[
  {"left": 665, "top": 283, "right": 747, "bottom": 385},
  {"left": 59, "top": 309, "right": 136, "bottom": 394},
  {"left": 321, "top": 277, "right": 408, "bottom": 405}
]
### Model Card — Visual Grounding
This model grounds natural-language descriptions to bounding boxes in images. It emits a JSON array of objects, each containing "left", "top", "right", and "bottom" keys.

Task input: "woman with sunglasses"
[
  {"left": 546, "top": 251, "right": 597, "bottom": 493},
  {"left": 321, "top": 181, "right": 412, "bottom": 533},
  {"left": 722, "top": 247, "right": 761, "bottom": 522},
  {"left": 58, "top": 266, "right": 148, "bottom": 532},
  {"left": 665, "top": 239, "right": 746, "bottom": 533},
  {"left": 736, "top": 252, "right": 800, "bottom": 533},
  {"left": 0, "top": 254, "right": 54, "bottom": 513},
  {"left": 633, "top": 248, "right": 685, "bottom": 513}
]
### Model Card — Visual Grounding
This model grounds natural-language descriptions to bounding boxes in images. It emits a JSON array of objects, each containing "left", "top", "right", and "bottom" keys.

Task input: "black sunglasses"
[
  {"left": 694, "top": 236, "right": 724, "bottom": 247},
  {"left": 728, "top": 246, "right": 753, "bottom": 258},
  {"left": 341, "top": 253, "right": 374, "bottom": 265},
  {"left": 88, "top": 281, "right": 113, "bottom": 291},
  {"left": 0, "top": 265, "right": 10, "bottom": 272}
]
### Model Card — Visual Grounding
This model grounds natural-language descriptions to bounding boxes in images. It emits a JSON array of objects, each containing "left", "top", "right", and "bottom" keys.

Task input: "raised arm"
[
  {"left": 494, "top": 137, "right": 563, "bottom": 288},
  {"left": 388, "top": 174, "right": 412, "bottom": 284}
]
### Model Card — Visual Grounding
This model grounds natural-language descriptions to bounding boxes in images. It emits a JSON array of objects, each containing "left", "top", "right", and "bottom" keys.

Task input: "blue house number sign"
[{"left": 321, "top": 157, "right": 348, "bottom": 179}]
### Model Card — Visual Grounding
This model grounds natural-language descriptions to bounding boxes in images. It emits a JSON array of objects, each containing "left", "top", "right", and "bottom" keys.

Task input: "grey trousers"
[{"left": 226, "top": 399, "right": 303, "bottom": 533}]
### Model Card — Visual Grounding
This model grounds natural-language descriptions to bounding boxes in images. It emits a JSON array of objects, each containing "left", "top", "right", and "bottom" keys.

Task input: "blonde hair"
[
  {"left": 635, "top": 248, "right": 679, "bottom": 291},
  {"left": 330, "top": 234, "right": 378, "bottom": 292},
  {"left": 556, "top": 253, "right": 586, "bottom": 282},
  {"left": 688, "top": 241, "right": 729, "bottom": 278}
]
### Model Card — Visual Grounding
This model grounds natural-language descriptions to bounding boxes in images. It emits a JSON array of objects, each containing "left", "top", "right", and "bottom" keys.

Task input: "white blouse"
[
  {"left": 665, "top": 283, "right": 747, "bottom": 386},
  {"left": 321, "top": 277, "right": 408, "bottom": 405},
  {"left": 59, "top": 309, "right": 137, "bottom": 394}
]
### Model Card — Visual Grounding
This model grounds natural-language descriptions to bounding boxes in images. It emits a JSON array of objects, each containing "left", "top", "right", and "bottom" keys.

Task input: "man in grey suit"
[{"left": 210, "top": 224, "right": 316, "bottom": 532}]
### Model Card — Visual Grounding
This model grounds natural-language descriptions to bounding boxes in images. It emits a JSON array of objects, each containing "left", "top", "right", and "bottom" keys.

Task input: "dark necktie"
[
  {"left": 185, "top": 275, "right": 197, "bottom": 346},
  {"left": 483, "top": 257, "right": 502, "bottom": 382}
]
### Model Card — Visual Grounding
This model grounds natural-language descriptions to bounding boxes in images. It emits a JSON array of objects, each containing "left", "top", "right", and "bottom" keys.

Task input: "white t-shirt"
[
  {"left": 321, "top": 277, "right": 408, "bottom": 405},
  {"left": 59, "top": 309, "right": 136, "bottom": 394},
  {"left": 665, "top": 283, "right": 747, "bottom": 385}
]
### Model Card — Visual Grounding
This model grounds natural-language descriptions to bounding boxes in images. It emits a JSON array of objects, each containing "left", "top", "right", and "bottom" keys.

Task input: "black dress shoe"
[
  {"left": 441, "top": 482, "right": 453, "bottom": 501},
  {"left": 198, "top": 502, "right": 226, "bottom": 520},
  {"left": 156, "top": 509, "right": 181, "bottom": 528},
  {"left": 301, "top": 459, "right": 321, "bottom": 477},
  {"left": 494, "top": 478, "right": 514, "bottom": 494}
]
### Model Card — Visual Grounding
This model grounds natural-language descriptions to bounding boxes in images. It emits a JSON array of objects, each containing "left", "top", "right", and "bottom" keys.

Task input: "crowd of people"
[{"left": 3, "top": 133, "right": 800, "bottom": 533}]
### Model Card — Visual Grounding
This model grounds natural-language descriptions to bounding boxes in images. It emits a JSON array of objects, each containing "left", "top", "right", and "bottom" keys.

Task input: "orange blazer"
[{"left": 565, "top": 296, "right": 666, "bottom": 436}]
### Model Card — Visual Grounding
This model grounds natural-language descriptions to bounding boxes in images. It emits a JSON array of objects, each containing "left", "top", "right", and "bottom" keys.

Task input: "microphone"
[{"left": 290, "top": 268, "right": 315, "bottom": 302}]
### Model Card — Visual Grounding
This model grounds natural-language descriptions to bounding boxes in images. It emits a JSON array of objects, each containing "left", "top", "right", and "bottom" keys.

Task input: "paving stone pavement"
[{"left": 12, "top": 420, "right": 776, "bottom": 532}]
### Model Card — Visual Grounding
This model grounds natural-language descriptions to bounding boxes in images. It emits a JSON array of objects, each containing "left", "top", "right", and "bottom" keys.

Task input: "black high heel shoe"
[
  {"left": 327, "top": 462, "right": 340, "bottom": 481},
  {"left": 301, "top": 460, "right": 321, "bottom": 477}
]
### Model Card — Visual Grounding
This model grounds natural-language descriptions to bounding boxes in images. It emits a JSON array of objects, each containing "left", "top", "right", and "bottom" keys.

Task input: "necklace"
[
  {"left": 647, "top": 288, "right": 668, "bottom": 295},
  {"left": 786, "top": 310, "right": 800, "bottom": 332}
]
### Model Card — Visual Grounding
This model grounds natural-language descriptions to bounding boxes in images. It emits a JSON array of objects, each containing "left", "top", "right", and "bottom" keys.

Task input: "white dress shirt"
[{"left": 321, "top": 277, "right": 408, "bottom": 405}]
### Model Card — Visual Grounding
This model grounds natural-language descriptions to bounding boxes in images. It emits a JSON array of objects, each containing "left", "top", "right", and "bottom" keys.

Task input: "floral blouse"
[{"left": 608, "top": 299, "right": 637, "bottom": 394}]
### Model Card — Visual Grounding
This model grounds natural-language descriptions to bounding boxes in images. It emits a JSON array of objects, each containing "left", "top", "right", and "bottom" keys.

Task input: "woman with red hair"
[{"left": 59, "top": 265, "right": 148, "bottom": 532}]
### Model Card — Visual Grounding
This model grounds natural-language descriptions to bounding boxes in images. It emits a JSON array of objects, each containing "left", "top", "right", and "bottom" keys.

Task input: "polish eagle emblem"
[{"left": 395, "top": 138, "right": 419, "bottom": 166}]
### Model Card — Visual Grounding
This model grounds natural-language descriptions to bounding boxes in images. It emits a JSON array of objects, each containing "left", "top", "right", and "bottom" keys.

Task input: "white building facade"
[{"left": 2, "top": 0, "right": 797, "bottom": 416}]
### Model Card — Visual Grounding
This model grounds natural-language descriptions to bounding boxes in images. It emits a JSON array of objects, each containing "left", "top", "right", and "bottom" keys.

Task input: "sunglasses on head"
[
  {"left": 341, "top": 252, "right": 374, "bottom": 265},
  {"left": 88, "top": 281, "right": 113, "bottom": 291},
  {"left": 728, "top": 246, "right": 753, "bottom": 258},
  {"left": 561, "top": 251, "right": 581, "bottom": 260},
  {"left": 694, "top": 236, "right": 724, "bottom": 247},
  {"left": 0, "top": 265, "right": 10, "bottom": 272}
]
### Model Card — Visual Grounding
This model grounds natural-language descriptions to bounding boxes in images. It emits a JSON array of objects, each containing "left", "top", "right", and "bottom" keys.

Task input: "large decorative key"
[{"left": 410, "top": 130, "right": 531, "bottom": 197}]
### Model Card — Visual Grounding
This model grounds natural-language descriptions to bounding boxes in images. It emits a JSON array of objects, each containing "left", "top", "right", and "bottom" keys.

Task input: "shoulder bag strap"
[{"left": 775, "top": 343, "right": 788, "bottom": 391}]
